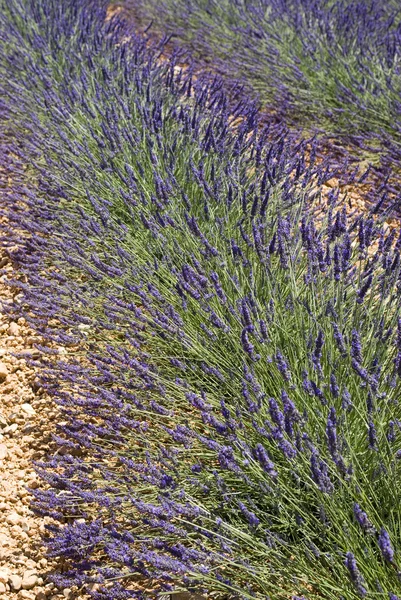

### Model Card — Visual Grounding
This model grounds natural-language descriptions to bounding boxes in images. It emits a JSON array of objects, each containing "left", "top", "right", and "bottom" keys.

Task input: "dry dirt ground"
[{"left": 0, "top": 241, "right": 72, "bottom": 600}]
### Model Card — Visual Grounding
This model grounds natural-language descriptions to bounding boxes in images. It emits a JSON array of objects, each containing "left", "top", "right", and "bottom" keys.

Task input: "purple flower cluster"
[
  {"left": 344, "top": 552, "right": 368, "bottom": 597},
  {"left": 378, "top": 528, "right": 395, "bottom": 563},
  {"left": 1, "top": 0, "right": 401, "bottom": 599},
  {"left": 353, "top": 503, "right": 375, "bottom": 534},
  {"left": 123, "top": 0, "right": 401, "bottom": 184}
]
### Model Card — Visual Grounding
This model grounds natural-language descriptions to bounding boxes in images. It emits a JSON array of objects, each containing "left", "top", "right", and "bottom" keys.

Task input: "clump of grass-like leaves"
[
  {"left": 1, "top": 1, "right": 401, "bottom": 599},
  {"left": 118, "top": 0, "right": 401, "bottom": 161}
]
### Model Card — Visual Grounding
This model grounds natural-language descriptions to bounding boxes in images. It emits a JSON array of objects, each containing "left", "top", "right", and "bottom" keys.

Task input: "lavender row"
[
  {"left": 118, "top": 0, "right": 401, "bottom": 167},
  {"left": 1, "top": 0, "right": 401, "bottom": 598}
]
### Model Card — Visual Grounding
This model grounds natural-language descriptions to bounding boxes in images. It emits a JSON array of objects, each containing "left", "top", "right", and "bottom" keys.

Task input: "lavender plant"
[
  {"left": 118, "top": 0, "right": 401, "bottom": 162},
  {"left": 1, "top": 0, "right": 401, "bottom": 599}
]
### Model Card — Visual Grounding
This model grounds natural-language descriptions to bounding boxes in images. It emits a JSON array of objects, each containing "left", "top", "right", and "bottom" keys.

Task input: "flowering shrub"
[
  {"left": 119, "top": 0, "right": 401, "bottom": 162},
  {"left": 1, "top": 1, "right": 401, "bottom": 599}
]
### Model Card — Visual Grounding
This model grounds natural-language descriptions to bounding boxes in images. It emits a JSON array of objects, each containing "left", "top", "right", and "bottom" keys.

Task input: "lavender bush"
[
  {"left": 1, "top": 0, "right": 401, "bottom": 598},
  {"left": 118, "top": 0, "right": 401, "bottom": 162}
]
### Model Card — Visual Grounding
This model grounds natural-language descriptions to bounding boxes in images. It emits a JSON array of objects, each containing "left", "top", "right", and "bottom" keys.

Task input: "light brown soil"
[{"left": 0, "top": 241, "right": 74, "bottom": 600}]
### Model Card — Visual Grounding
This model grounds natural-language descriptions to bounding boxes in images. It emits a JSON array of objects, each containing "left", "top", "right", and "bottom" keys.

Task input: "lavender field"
[{"left": 1, "top": 1, "right": 401, "bottom": 599}]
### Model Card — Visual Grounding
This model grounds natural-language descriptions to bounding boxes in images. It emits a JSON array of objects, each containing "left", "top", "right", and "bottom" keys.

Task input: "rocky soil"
[{"left": 0, "top": 243, "right": 74, "bottom": 600}]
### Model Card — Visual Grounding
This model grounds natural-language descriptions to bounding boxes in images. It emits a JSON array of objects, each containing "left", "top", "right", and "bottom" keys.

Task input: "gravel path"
[
  {"left": 0, "top": 243, "right": 71, "bottom": 600},
  {"left": 0, "top": 241, "right": 195, "bottom": 593}
]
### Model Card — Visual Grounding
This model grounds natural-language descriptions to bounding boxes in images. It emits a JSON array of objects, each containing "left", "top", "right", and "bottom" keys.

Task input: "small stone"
[
  {"left": 25, "top": 560, "right": 37, "bottom": 570},
  {"left": 0, "top": 444, "right": 8, "bottom": 460},
  {"left": 7, "top": 512, "right": 21, "bottom": 526},
  {"left": 21, "top": 521, "right": 30, "bottom": 533},
  {"left": 0, "top": 582, "right": 6, "bottom": 594},
  {"left": 21, "top": 403, "right": 36, "bottom": 416},
  {"left": 0, "top": 362, "right": 7, "bottom": 381},
  {"left": 325, "top": 177, "right": 338, "bottom": 189},
  {"left": 63, "top": 589, "right": 72, "bottom": 599},
  {"left": 0, "top": 570, "right": 9, "bottom": 584},
  {"left": 4, "top": 423, "right": 18, "bottom": 434},
  {"left": 19, "top": 591, "right": 35, "bottom": 599},
  {"left": 22, "top": 570, "right": 38, "bottom": 590},
  {"left": 21, "top": 425, "right": 35, "bottom": 435},
  {"left": 9, "top": 573, "right": 22, "bottom": 591},
  {"left": 8, "top": 322, "right": 20, "bottom": 336}
]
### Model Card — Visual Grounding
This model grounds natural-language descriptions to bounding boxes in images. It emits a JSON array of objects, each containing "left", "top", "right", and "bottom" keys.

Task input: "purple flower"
[
  {"left": 268, "top": 398, "right": 285, "bottom": 431},
  {"left": 368, "top": 421, "right": 377, "bottom": 450},
  {"left": 332, "top": 322, "right": 347, "bottom": 356},
  {"left": 326, "top": 407, "right": 338, "bottom": 457},
  {"left": 312, "top": 330, "right": 325, "bottom": 373},
  {"left": 333, "top": 244, "right": 341, "bottom": 281},
  {"left": 240, "top": 298, "right": 253, "bottom": 327},
  {"left": 281, "top": 390, "right": 298, "bottom": 438},
  {"left": 378, "top": 528, "right": 394, "bottom": 563},
  {"left": 253, "top": 444, "right": 277, "bottom": 479},
  {"left": 329, "top": 373, "right": 339, "bottom": 398},
  {"left": 344, "top": 552, "right": 367, "bottom": 597},
  {"left": 186, "top": 391, "right": 212, "bottom": 412},
  {"left": 241, "top": 327, "right": 259, "bottom": 361},
  {"left": 353, "top": 503, "right": 375, "bottom": 533},
  {"left": 277, "top": 216, "right": 290, "bottom": 269},
  {"left": 341, "top": 388, "right": 352, "bottom": 410},
  {"left": 357, "top": 274, "right": 373, "bottom": 304},
  {"left": 259, "top": 319, "right": 269, "bottom": 341},
  {"left": 351, "top": 329, "right": 363, "bottom": 364},
  {"left": 341, "top": 234, "right": 352, "bottom": 273},
  {"left": 275, "top": 432, "right": 297, "bottom": 459},
  {"left": 310, "top": 450, "right": 334, "bottom": 494},
  {"left": 310, "top": 380, "right": 327, "bottom": 406},
  {"left": 238, "top": 502, "right": 260, "bottom": 528},
  {"left": 394, "top": 317, "right": 401, "bottom": 376},
  {"left": 6, "top": 0, "right": 401, "bottom": 595},
  {"left": 275, "top": 351, "right": 292, "bottom": 381},
  {"left": 387, "top": 421, "right": 396, "bottom": 444}
]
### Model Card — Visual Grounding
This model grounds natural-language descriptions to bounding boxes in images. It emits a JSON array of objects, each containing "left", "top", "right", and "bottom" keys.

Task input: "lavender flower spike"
[
  {"left": 378, "top": 528, "right": 394, "bottom": 563},
  {"left": 353, "top": 503, "right": 375, "bottom": 533},
  {"left": 344, "top": 553, "right": 367, "bottom": 597},
  {"left": 351, "top": 329, "right": 363, "bottom": 364}
]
